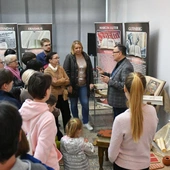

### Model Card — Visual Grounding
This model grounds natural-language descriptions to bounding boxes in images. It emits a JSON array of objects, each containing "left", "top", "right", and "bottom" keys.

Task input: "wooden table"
[{"left": 94, "top": 137, "right": 110, "bottom": 170}]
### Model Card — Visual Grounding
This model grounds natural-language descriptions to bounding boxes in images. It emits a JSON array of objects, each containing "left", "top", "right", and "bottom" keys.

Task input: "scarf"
[
  {"left": 5, "top": 66, "right": 21, "bottom": 80},
  {"left": 49, "top": 63, "right": 58, "bottom": 72}
]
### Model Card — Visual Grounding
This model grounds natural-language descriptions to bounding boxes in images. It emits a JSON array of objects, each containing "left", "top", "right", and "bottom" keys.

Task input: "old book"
[
  {"left": 145, "top": 76, "right": 166, "bottom": 96},
  {"left": 97, "top": 129, "right": 111, "bottom": 143},
  {"left": 143, "top": 95, "right": 163, "bottom": 105},
  {"left": 149, "top": 162, "right": 164, "bottom": 170},
  {"left": 163, "top": 124, "right": 170, "bottom": 151},
  {"left": 150, "top": 153, "right": 160, "bottom": 164}
]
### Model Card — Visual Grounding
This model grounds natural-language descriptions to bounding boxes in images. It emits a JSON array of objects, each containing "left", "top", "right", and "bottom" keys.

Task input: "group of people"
[
  {"left": 0, "top": 38, "right": 158, "bottom": 170},
  {"left": 0, "top": 38, "right": 95, "bottom": 170},
  {"left": 97, "top": 44, "right": 158, "bottom": 170}
]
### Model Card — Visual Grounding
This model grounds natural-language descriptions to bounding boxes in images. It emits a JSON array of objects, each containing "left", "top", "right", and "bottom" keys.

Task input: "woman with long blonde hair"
[{"left": 108, "top": 72, "right": 158, "bottom": 170}]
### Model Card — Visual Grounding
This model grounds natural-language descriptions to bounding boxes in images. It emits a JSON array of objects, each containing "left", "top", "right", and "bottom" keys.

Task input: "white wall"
[{"left": 108, "top": 0, "right": 170, "bottom": 128}]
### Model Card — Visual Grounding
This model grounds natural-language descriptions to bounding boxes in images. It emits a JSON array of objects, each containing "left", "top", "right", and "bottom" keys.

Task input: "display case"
[{"left": 91, "top": 82, "right": 113, "bottom": 131}]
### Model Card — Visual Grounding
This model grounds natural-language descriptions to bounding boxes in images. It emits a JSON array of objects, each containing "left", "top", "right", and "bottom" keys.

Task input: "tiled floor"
[{"left": 59, "top": 100, "right": 113, "bottom": 170}]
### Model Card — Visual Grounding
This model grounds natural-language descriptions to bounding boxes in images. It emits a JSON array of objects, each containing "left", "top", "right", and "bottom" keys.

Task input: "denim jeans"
[{"left": 70, "top": 85, "right": 89, "bottom": 124}]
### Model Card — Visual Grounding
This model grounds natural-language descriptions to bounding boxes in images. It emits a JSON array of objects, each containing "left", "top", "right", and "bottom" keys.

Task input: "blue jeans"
[{"left": 70, "top": 85, "right": 89, "bottom": 124}]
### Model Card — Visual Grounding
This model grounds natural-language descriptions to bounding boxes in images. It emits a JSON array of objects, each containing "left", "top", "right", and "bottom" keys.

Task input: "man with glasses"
[
  {"left": 97, "top": 44, "right": 134, "bottom": 119},
  {"left": 37, "top": 38, "right": 51, "bottom": 69}
]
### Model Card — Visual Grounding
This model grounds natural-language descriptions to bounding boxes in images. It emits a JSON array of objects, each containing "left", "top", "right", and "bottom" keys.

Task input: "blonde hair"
[
  {"left": 22, "top": 69, "right": 37, "bottom": 86},
  {"left": 71, "top": 40, "right": 83, "bottom": 55},
  {"left": 65, "top": 118, "right": 82, "bottom": 138},
  {"left": 125, "top": 72, "right": 146, "bottom": 142}
]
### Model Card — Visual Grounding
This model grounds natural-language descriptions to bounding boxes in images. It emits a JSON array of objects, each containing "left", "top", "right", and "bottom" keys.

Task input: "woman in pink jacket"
[{"left": 19, "top": 72, "right": 62, "bottom": 170}]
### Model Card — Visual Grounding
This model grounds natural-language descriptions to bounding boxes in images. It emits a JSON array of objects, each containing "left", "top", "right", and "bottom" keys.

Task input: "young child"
[
  {"left": 60, "top": 118, "right": 95, "bottom": 170},
  {"left": 46, "top": 94, "right": 64, "bottom": 142}
]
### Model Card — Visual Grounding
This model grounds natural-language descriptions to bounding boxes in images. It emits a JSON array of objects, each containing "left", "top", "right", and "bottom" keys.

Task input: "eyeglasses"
[{"left": 113, "top": 51, "right": 120, "bottom": 54}]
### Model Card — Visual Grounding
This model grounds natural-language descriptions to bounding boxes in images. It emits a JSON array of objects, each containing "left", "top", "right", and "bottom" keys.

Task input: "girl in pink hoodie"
[{"left": 19, "top": 72, "right": 62, "bottom": 170}]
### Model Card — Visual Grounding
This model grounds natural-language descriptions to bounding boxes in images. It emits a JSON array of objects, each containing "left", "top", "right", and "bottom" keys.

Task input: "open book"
[
  {"left": 152, "top": 123, "right": 170, "bottom": 155},
  {"left": 145, "top": 76, "right": 166, "bottom": 96}
]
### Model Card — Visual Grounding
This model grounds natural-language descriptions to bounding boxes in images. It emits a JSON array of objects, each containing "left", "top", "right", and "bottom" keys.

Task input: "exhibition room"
[{"left": 0, "top": 0, "right": 170, "bottom": 169}]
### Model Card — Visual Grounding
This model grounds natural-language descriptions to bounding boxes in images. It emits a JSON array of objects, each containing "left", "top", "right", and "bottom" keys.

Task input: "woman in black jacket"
[{"left": 63, "top": 40, "right": 94, "bottom": 131}]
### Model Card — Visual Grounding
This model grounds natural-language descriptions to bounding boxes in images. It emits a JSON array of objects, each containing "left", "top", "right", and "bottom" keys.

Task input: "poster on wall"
[
  {"left": 18, "top": 23, "right": 52, "bottom": 64},
  {"left": 124, "top": 22, "right": 149, "bottom": 75},
  {"left": 95, "top": 22, "right": 123, "bottom": 74},
  {"left": 0, "top": 23, "right": 17, "bottom": 58}
]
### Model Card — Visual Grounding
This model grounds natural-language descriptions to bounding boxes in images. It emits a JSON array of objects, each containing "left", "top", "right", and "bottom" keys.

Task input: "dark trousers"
[
  {"left": 55, "top": 116, "right": 63, "bottom": 141},
  {"left": 113, "top": 107, "right": 127, "bottom": 119},
  {"left": 56, "top": 95, "right": 71, "bottom": 131},
  {"left": 113, "top": 163, "right": 149, "bottom": 170}
]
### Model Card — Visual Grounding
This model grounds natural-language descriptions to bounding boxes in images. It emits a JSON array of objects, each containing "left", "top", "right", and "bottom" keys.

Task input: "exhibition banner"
[
  {"left": 95, "top": 22, "right": 123, "bottom": 73},
  {"left": 18, "top": 24, "right": 52, "bottom": 63},
  {"left": 124, "top": 22, "right": 149, "bottom": 75},
  {"left": 0, "top": 23, "right": 17, "bottom": 58}
]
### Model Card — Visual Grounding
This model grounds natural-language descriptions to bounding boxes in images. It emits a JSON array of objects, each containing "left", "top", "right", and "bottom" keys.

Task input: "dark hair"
[
  {"left": 40, "top": 38, "right": 50, "bottom": 46},
  {"left": 15, "top": 129, "right": 29, "bottom": 157},
  {"left": 115, "top": 44, "right": 127, "bottom": 56},
  {"left": 28, "top": 72, "right": 52, "bottom": 99},
  {"left": 26, "top": 60, "right": 43, "bottom": 71},
  {"left": 0, "top": 102, "right": 22, "bottom": 163},
  {"left": 4, "top": 49, "right": 16, "bottom": 56},
  {"left": 46, "top": 94, "right": 57, "bottom": 106},
  {"left": 46, "top": 52, "right": 57, "bottom": 63},
  {"left": 22, "top": 52, "right": 36, "bottom": 65},
  {"left": 0, "top": 68, "right": 13, "bottom": 89}
]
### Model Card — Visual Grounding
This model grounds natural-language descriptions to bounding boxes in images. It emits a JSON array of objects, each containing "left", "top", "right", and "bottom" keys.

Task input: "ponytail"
[{"left": 125, "top": 72, "right": 146, "bottom": 142}]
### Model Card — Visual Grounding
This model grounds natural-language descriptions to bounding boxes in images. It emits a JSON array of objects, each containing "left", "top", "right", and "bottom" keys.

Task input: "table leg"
[
  {"left": 105, "top": 149, "right": 109, "bottom": 161},
  {"left": 98, "top": 146, "right": 105, "bottom": 170}
]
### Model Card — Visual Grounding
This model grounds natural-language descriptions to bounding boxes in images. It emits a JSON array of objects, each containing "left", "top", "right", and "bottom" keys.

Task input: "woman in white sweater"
[{"left": 108, "top": 72, "right": 158, "bottom": 170}]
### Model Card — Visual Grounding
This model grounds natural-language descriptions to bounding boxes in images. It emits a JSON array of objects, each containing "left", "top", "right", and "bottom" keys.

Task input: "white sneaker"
[{"left": 83, "top": 123, "right": 93, "bottom": 131}]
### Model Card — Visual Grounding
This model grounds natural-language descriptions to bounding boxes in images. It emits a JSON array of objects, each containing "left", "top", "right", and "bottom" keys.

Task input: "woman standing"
[
  {"left": 44, "top": 52, "right": 71, "bottom": 131},
  {"left": 108, "top": 72, "right": 158, "bottom": 170},
  {"left": 5, "top": 54, "right": 23, "bottom": 88},
  {"left": 63, "top": 40, "right": 94, "bottom": 131}
]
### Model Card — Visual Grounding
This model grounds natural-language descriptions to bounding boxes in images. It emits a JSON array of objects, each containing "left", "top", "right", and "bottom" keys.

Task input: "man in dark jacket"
[{"left": 97, "top": 44, "right": 134, "bottom": 119}]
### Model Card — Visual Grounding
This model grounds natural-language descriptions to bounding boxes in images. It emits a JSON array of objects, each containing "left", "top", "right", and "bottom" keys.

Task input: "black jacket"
[{"left": 63, "top": 52, "right": 94, "bottom": 97}]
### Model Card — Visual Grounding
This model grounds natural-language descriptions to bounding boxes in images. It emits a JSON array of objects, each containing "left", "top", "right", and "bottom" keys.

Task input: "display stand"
[{"left": 91, "top": 82, "right": 112, "bottom": 131}]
